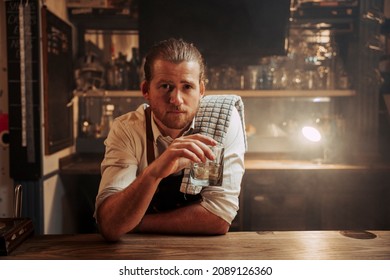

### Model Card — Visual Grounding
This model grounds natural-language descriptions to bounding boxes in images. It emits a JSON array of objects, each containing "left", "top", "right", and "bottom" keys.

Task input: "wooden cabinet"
[
  {"left": 241, "top": 170, "right": 312, "bottom": 231},
  {"left": 318, "top": 170, "right": 390, "bottom": 230},
  {"left": 238, "top": 165, "right": 390, "bottom": 231}
]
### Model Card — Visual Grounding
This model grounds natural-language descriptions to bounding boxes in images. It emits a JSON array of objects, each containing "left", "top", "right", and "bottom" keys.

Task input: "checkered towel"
[{"left": 180, "top": 95, "right": 247, "bottom": 194}]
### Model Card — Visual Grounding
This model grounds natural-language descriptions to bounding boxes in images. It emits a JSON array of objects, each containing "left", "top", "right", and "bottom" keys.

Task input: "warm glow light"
[{"left": 302, "top": 126, "right": 322, "bottom": 142}]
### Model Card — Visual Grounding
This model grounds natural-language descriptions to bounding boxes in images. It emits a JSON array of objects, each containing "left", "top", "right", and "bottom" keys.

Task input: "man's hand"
[{"left": 148, "top": 134, "right": 217, "bottom": 179}]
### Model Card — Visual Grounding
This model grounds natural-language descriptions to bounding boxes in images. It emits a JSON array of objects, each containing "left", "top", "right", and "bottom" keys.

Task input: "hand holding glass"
[{"left": 190, "top": 145, "right": 224, "bottom": 186}]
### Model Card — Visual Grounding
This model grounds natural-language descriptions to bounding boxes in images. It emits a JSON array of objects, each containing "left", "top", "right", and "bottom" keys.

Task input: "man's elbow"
[
  {"left": 96, "top": 211, "right": 129, "bottom": 242},
  {"left": 209, "top": 219, "right": 230, "bottom": 235},
  {"left": 97, "top": 223, "right": 122, "bottom": 242},
  {"left": 215, "top": 224, "right": 230, "bottom": 235}
]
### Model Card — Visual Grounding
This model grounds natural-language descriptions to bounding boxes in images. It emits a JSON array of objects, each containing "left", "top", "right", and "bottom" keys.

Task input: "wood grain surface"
[{"left": 2, "top": 231, "right": 390, "bottom": 260}]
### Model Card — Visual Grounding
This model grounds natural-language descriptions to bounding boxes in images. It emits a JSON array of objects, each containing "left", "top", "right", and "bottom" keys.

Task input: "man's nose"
[{"left": 170, "top": 89, "right": 184, "bottom": 106}]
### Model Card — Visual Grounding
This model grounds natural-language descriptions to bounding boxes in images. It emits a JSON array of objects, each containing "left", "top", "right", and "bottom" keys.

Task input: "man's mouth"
[
  {"left": 169, "top": 111, "right": 185, "bottom": 114},
  {"left": 169, "top": 107, "right": 185, "bottom": 113}
]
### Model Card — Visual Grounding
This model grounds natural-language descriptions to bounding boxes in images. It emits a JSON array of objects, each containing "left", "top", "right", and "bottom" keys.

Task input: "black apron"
[{"left": 144, "top": 107, "right": 201, "bottom": 213}]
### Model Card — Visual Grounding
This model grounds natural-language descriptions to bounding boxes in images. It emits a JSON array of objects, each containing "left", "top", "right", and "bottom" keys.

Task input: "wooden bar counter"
[{"left": 2, "top": 231, "right": 390, "bottom": 260}]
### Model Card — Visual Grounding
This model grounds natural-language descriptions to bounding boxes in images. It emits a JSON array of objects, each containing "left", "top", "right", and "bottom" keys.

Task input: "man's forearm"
[
  {"left": 97, "top": 167, "right": 162, "bottom": 241},
  {"left": 137, "top": 203, "right": 230, "bottom": 235}
]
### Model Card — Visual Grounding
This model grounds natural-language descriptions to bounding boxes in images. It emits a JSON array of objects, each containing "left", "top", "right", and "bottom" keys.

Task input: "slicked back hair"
[{"left": 143, "top": 38, "right": 206, "bottom": 83}]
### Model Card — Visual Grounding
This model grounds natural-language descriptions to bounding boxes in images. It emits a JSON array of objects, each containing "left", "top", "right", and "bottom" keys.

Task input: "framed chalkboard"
[{"left": 41, "top": 6, "right": 74, "bottom": 155}]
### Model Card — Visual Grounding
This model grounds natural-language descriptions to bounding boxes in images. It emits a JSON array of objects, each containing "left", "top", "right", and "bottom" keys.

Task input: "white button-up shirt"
[{"left": 95, "top": 104, "right": 245, "bottom": 224}]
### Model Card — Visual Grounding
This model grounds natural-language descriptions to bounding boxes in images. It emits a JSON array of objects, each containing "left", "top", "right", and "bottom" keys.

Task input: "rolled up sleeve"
[{"left": 94, "top": 117, "right": 142, "bottom": 217}]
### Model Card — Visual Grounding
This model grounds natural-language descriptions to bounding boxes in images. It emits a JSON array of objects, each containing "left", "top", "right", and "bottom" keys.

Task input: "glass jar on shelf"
[{"left": 99, "top": 103, "right": 115, "bottom": 138}]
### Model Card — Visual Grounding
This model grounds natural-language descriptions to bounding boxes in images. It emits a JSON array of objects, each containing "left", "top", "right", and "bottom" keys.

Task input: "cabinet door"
[
  {"left": 318, "top": 171, "right": 390, "bottom": 230},
  {"left": 242, "top": 171, "right": 315, "bottom": 231}
]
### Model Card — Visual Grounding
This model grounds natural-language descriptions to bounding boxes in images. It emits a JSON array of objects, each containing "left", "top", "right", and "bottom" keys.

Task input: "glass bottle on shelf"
[
  {"left": 106, "top": 46, "right": 120, "bottom": 90},
  {"left": 116, "top": 52, "right": 128, "bottom": 90},
  {"left": 127, "top": 47, "right": 141, "bottom": 90}
]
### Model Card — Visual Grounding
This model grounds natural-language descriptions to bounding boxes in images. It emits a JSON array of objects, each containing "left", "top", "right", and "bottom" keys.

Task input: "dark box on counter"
[{"left": 0, "top": 218, "right": 34, "bottom": 256}]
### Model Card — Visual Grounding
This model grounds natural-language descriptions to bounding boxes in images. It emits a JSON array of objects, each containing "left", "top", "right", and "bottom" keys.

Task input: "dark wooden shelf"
[
  {"left": 59, "top": 153, "right": 102, "bottom": 175},
  {"left": 73, "top": 89, "right": 356, "bottom": 98},
  {"left": 68, "top": 8, "right": 138, "bottom": 30}
]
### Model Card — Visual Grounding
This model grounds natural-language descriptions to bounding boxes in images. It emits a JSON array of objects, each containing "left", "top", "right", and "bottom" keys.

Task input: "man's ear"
[
  {"left": 200, "top": 81, "right": 205, "bottom": 98},
  {"left": 141, "top": 80, "right": 149, "bottom": 99}
]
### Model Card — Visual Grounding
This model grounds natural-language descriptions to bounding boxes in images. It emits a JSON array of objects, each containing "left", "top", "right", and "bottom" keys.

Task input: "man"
[{"left": 95, "top": 38, "right": 246, "bottom": 241}]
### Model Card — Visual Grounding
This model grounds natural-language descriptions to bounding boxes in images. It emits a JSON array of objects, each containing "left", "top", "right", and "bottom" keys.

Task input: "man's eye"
[
  {"left": 160, "top": 84, "right": 172, "bottom": 91},
  {"left": 183, "top": 84, "right": 193, "bottom": 90}
]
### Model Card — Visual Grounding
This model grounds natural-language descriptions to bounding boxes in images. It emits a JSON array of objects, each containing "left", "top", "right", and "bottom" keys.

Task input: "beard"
[{"left": 150, "top": 102, "right": 199, "bottom": 131}]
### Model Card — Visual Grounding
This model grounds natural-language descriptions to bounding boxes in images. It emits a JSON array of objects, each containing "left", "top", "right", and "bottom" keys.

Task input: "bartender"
[{"left": 94, "top": 38, "right": 246, "bottom": 241}]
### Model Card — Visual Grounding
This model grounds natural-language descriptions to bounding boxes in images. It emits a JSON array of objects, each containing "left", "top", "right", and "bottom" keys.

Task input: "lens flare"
[{"left": 302, "top": 126, "right": 322, "bottom": 142}]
